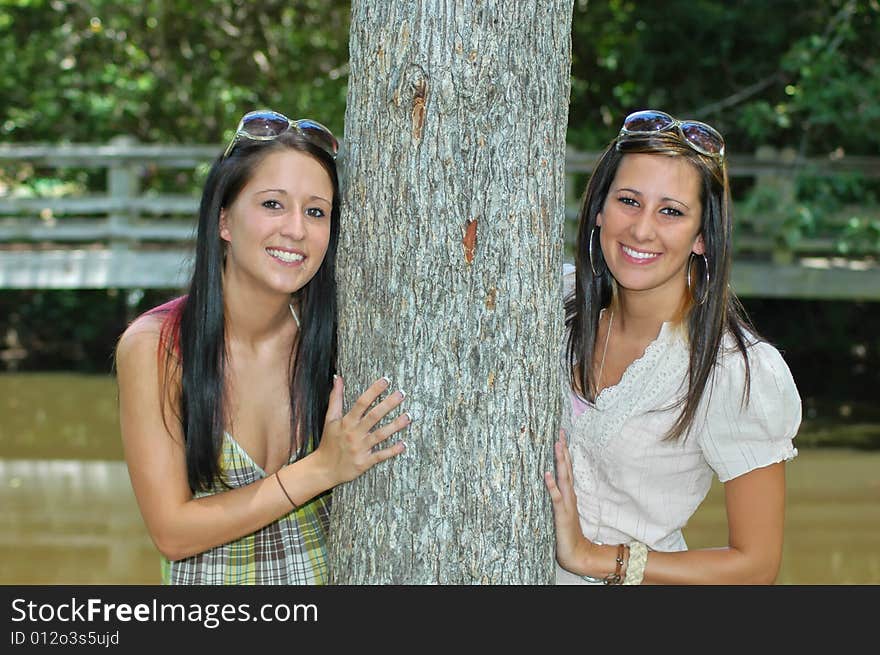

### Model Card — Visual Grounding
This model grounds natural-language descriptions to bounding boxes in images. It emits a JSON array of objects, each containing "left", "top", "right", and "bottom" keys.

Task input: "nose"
[
  {"left": 281, "top": 208, "right": 307, "bottom": 240},
  {"left": 629, "top": 210, "right": 655, "bottom": 243}
]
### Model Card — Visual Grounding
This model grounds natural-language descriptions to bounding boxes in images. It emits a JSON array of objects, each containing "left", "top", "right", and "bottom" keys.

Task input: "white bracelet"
[{"left": 623, "top": 541, "right": 648, "bottom": 585}]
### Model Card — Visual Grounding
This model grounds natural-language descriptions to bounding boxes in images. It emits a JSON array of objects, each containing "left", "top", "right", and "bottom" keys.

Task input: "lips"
[
  {"left": 266, "top": 247, "right": 305, "bottom": 264},
  {"left": 619, "top": 243, "right": 661, "bottom": 263}
]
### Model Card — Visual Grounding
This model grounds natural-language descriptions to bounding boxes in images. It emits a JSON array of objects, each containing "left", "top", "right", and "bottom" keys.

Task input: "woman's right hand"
[
  {"left": 544, "top": 430, "right": 594, "bottom": 575},
  {"left": 316, "top": 374, "right": 410, "bottom": 486}
]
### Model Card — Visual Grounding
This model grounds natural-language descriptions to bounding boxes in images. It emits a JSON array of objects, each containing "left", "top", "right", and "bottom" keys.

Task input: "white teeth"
[
  {"left": 266, "top": 248, "right": 303, "bottom": 263},
  {"left": 621, "top": 245, "right": 659, "bottom": 260}
]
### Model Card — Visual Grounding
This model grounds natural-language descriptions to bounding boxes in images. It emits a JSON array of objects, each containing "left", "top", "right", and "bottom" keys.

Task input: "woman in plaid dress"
[{"left": 116, "top": 110, "right": 411, "bottom": 584}]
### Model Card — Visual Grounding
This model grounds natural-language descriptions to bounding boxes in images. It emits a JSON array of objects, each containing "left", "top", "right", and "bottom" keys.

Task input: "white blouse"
[{"left": 556, "top": 289, "right": 801, "bottom": 584}]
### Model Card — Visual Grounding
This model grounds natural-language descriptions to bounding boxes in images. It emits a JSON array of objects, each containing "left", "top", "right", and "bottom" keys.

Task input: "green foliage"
[
  {"left": 838, "top": 216, "right": 880, "bottom": 255},
  {"left": 3, "top": 1, "right": 876, "bottom": 157},
  {"left": 737, "top": 167, "right": 880, "bottom": 255},
  {"left": 776, "top": 1, "right": 880, "bottom": 156},
  {"left": 568, "top": 0, "right": 879, "bottom": 158},
  {"left": 0, "top": 0, "right": 352, "bottom": 143}
]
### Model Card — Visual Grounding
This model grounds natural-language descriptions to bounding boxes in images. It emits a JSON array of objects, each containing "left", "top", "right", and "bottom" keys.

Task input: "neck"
[
  {"left": 222, "top": 276, "right": 296, "bottom": 349},
  {"left": 614, "top": 283, "right": 687, "bottom": 339}
]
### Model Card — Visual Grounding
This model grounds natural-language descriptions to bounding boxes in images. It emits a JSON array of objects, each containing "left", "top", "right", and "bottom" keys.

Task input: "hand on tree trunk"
[
  {"left": 315, "top": 374, "right": 410, "bottom": 486},
  {"left": 544, "top": 430, "right": 594, "bottom": 576}
]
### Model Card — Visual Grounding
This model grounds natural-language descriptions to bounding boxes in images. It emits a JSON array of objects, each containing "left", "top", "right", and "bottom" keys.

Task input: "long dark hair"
[
  {"left": 154, "top": 130, "right": 340, "bottom": 493},
  {"left": 566, "top": 129, "right": 755, "bottom": 441}
]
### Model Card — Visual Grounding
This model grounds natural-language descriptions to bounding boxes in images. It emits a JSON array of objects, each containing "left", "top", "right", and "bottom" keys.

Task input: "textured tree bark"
[{"left": 330, "top": 0, "right": 573, "bottom": 584}]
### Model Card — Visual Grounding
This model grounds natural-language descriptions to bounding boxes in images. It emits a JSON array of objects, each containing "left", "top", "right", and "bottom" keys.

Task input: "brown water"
[{"left": 2, "top": 373, "right": 878, "bottom": 584}]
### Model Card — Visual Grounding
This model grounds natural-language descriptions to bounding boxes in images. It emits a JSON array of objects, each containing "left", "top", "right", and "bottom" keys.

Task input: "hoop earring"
[
  {"left": 687, "top": 253, "right": 710, "bottom": 305},
  {"left": 588, "top": 226, "right": 605, "bottom": 277}
]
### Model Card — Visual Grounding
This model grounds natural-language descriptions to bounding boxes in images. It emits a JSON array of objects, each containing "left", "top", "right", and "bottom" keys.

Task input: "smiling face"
[
  {"left": 597, "top": 153, "right": 705, "bottom": 308},
  {"left": 219, "top": 148, "right": 333, "bottom": 299}
]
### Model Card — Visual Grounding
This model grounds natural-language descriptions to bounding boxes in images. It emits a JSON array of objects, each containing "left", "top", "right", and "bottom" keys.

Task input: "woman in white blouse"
[{"left": 545, "top": 110, "right": 801, "bottom": 585}]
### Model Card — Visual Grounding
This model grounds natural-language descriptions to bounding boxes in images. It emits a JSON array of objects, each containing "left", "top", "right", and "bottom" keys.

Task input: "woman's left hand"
[{"left": 544, "top": 430, "right": 593, "bottom": 575}]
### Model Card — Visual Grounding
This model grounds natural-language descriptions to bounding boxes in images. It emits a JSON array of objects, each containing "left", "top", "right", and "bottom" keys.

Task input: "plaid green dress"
[{"left": 161, "top": 432, "right": 331, "bottom": 585}]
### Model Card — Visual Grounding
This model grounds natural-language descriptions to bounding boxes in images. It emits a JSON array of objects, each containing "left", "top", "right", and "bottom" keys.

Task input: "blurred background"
[{"left": 0, "top": 0, "right": 878, "bottom": 584}]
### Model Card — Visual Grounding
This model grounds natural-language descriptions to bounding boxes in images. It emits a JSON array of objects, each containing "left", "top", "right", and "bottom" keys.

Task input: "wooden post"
[{"left": 107, "top": 135, "right": 139, "bottom": 262}]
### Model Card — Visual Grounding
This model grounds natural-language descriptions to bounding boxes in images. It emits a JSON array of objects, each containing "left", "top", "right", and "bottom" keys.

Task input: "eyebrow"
[
  {"left": 663, "top": 196, "right": 690, "bottom": 210},
  {"left": 255, "top": 189, "right": 332, "bottom": 204},
  {"left": 615, "top": 187, "right": 691, "bottom": 210}
]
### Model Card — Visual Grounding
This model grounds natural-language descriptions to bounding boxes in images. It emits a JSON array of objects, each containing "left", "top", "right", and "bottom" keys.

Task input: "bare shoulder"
[
  {"left": 115, "top": 312, "right": 166, "bottom": 371},
  {"left": 115, "top": 311, "right": 181, "bottom": 432}
]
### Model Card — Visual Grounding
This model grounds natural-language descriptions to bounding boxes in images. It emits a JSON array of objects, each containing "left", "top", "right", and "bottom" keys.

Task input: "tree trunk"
[{"left": 330, "top": 0, "right": 573, "bottom": 584}]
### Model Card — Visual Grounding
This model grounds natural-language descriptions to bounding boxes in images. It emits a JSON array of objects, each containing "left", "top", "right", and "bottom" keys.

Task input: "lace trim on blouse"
[{"left": 571, "top": 321, "right": 690, "bottom": 454}]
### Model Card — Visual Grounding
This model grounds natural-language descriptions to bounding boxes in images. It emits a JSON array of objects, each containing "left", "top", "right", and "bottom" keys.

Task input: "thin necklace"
[
  {"left": 289, "top": 303, "right": 300, "bottom": 328},
  {"left": 596, "top": 309, "right": 613, "bottom": 393}
]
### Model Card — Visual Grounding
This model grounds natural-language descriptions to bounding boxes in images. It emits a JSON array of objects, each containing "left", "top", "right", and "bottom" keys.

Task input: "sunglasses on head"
[
  {"left": 222, "top": 109, "right": 339, "bottom": 160},
  {"left": 618, "top": 109, "right": 725, "bottom": 159}
]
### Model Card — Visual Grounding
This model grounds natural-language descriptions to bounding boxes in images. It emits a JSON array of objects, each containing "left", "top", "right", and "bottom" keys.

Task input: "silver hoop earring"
[
  {"left": 588, "top": 226, "right": 605, "bottom": 277},
  {"left": 686, "top": 253, "right": 710, "bottom": 305}
]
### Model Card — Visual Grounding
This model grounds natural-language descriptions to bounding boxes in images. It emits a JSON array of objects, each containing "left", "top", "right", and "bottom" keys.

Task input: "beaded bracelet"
[
  {"left": 623, "top": 541, "right": 648, "bottom": 585},
  {"left": 602, "top": 543, "right": 627, "bottom": 585}
]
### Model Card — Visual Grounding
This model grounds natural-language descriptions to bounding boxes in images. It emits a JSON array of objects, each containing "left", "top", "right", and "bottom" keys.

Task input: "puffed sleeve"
[{"left": 699, "top": 339, "right": 802, "bottom": 482}]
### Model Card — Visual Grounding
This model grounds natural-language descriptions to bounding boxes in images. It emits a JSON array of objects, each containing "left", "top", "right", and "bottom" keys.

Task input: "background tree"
[{"left": 328, "top": 0, "right": 574, "bottom": 584}]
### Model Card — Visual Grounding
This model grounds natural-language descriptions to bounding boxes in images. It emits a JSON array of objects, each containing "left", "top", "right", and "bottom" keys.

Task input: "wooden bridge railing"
[
  {"left": 0, "top": 137, "right": 212, "bottom": 289},
  {"left": 1, "top": 138, "right": 878, "bottom": 299}
]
